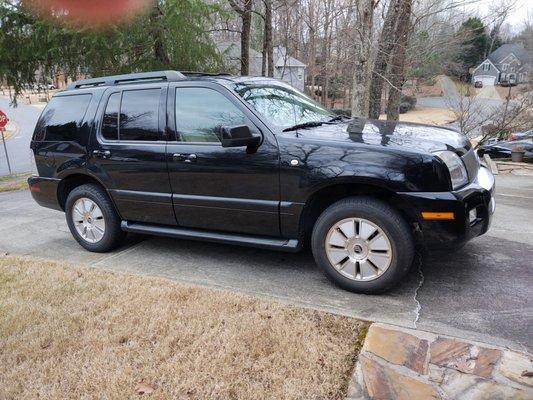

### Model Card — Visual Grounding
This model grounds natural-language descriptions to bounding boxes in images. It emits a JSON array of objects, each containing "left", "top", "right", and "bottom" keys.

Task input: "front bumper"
[
  {"left": 27, "top": 176, "right": 62, "bottom": 211},
  {"left": 398, "top": 166, "right": 495, "bottom": 249}
]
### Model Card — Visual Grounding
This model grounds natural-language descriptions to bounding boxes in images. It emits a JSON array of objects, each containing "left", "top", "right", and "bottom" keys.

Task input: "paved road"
[
  {"left": 0, "top": 96, "right": 43, "bottom": 176},
  {"left": 0, "top": 175, "right": 532, "bottom": 352}
]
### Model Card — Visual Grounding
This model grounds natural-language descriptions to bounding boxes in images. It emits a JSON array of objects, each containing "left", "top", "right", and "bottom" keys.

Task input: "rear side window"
[
  {"left": 101, "top": 92, "right": 120, "bottom": 140},
  {"left": 101, "top": 88, "right": 161, "bottom": 141},
  {"left": 33, "top": 94, "right": 92, "bottom": 141}
]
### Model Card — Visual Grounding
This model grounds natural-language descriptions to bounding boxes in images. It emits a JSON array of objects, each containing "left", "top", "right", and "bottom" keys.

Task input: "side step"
[{"left": 121, "top": 221, "right": 301, "bottom": 252}]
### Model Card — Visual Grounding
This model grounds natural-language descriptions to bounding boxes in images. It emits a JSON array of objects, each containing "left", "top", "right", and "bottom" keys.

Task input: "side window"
[
  {"left": 33, "top": 94, "right": 92, "bottom": 142},
  {"left": 175, "top": 87, "right": 247, "bottom": 143},
  {"left": 101, "top": 92, "right": 120, "bottom": 140},
  {"left": 119, "top": 89, "right": 160, "bottom": 141}
]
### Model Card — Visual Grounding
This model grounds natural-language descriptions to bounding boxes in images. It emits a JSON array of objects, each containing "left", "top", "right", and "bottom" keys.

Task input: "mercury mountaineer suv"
[{"left": 28, "top": 71, "right": 495, "bottom": 293}]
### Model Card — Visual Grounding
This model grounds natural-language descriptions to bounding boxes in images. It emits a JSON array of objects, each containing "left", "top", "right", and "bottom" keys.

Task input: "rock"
[
  {"left": 360, "top": 355, "right": 440, "bottom": 400},
  {"left": 440, "top": 370, "right": 530, "bottom": 400},
  {"left": 496, "top": 350, "right": 533, "bottom": 387},
  {"left": 363, "top": 325, "right": 429, "bottom": 374},
  {"left": 430, "top": 337, "right": 501, "bottom": 378}
]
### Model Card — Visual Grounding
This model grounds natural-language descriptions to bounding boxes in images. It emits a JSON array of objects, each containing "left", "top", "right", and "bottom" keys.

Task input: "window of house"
[
  {"left": 297, "top": 68, "right": 303, "bottom": 80},
  {"left": 483, "top": 63, "right": 491, "bottom": 71},
  {"left": 175, "top": 87, "right": 247, "bottom": 143},
  {"left": 502, "top": 64, "right": 508, "bottom": 71}
]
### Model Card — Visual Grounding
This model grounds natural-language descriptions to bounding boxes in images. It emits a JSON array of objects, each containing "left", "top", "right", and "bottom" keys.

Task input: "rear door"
[
  {"left": 166, "top": 81, "right": 281, "bottom": 237},
  {"left": 89, "top": 83, "right": 176, "bottom": 225}
]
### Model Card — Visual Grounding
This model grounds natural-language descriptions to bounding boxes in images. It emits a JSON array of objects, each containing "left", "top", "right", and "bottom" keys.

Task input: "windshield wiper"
[
  {"left": 282, "top": 121, "right": 325, "bottom": 132},
  {"left": 328, "top": 115, "right": 346, "bottom": 122}
]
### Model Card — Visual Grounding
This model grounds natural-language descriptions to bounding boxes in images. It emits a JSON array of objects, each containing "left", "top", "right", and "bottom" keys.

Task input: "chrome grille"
[{"left": 462, "top": 149, "right": 480, "bottom": 182}]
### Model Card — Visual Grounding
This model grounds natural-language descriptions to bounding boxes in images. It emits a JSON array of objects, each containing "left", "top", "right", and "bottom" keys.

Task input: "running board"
[{"left": 121, "top": 221, "right": 301, "bottom": 252}]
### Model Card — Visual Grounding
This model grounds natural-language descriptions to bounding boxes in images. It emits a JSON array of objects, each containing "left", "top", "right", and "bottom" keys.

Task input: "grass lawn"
[
  {"left": 0, "top": 173, "right": 30, "bottom": 192},
  {"left": 0, "top": 255, "right": 367, "bottom": 400},
  {"left": 380, "top": 107, "right": 456, "bottom": 126}
]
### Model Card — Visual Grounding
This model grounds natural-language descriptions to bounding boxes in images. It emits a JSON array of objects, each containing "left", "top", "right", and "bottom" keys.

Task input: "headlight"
[{"left": 434, "top": 150, "right": 468, "bottom": 190}]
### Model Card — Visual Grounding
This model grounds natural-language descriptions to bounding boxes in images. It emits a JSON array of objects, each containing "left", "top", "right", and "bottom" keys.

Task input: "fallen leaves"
[{"left": 135, "top": 382, "right": 155, "bottom": 396}]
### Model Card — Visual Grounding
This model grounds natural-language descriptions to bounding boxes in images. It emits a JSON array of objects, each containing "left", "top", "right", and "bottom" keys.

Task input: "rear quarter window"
[{"left": 33, "top": 94, "right": 92, "bottom": 142}]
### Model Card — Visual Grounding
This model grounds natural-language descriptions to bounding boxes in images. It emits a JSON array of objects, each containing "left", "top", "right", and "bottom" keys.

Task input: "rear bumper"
[
  {"left": 27, "top": 176, "right": 62, "bottom": 211},
  {"left": 398, "top": 166, "right": 495, "bottom": 249}
]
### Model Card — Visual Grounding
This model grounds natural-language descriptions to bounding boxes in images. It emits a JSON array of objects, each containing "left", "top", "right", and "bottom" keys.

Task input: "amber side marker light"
[{"left": 421, "top": 212, "right": 455, "bottom": 220}]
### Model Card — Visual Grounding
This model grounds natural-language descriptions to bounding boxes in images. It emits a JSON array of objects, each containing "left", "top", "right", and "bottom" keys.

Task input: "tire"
[
  {"left": 65, "top": 183, "right": 126, "bottom": 252},
  {"left": 311, "top": 197, "right": 414, "bottom": 294}
]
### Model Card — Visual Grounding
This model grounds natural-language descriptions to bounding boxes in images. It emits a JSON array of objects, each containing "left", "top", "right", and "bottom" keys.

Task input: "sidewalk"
[{"left": 348, "top": 323, "right": 532, "bottom": 400}]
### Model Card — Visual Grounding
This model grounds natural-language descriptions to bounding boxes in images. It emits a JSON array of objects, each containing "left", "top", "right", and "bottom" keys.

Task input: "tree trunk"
[
  {"left": 368, "top": 0, "right": 401, "bottom": 119},
  {"left": 228, "top": 0, "right": 253, "bottom": 75},
  {"left": 240, "top": 0, "right": 253, "bottom": 75},
  {"left": 265, "top": 0, "right": 274, "bottom": 77},
  {"left": 385, "top": 0, "right": 412, "bottom": 121},
  {"left": 307, "top": 0, "right": 317, "bottom": 98},
  {"left": 351, "top": 0, "right": 376, "bottom": 118},
  {"left": 150, "top": 5, "right": 170, "bottom": 67}
]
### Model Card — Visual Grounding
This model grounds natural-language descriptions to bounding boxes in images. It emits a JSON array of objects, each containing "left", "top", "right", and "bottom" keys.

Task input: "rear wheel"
[
  {"left": 65, "top": 184, "right": 125, "bottom": 252},
  {"left": 311, "top": 197, "right": 414, "bottom": 294}
]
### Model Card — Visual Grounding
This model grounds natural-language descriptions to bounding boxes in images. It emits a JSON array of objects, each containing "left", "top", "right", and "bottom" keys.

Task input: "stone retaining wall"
[{"left": 347, "top": 323, "right": 532, "bottom": 399}]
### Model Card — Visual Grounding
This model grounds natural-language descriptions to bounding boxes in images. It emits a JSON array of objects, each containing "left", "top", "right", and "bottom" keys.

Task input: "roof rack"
[
  {"left": 66, "top": 70, "right": 186, "bottom": 90},
  {"left": 181, "top": 71, "right": 233, "bottom": 77}
]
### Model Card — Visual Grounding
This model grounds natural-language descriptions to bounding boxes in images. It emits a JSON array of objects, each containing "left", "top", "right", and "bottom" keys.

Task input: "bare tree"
[
  {"left": 368, "top": 0, "right": 401, "bottom": 118},
  {"left": 351, "top": 0, "right": 378, "bottom": 117},
  {"left": 385, "top": 0, "right": 413, "bottom": 120},
  {"left": 228, "top": 0, "right": 254, "bottom": 75}
]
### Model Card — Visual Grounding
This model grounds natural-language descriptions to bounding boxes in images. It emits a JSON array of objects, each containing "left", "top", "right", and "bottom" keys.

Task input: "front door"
[{"left": 166, "top": 82, "right": 280, "bottom": 237}]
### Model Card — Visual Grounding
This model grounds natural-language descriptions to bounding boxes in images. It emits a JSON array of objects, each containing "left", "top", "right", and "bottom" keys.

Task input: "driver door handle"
[{"left": 173, "top": 153, "right": 197, "bottom": 163}]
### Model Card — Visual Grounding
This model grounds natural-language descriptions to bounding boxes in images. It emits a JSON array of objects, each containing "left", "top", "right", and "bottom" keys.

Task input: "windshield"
[{"left": 233, "top": 80, "right": 334, "bottom": 129}]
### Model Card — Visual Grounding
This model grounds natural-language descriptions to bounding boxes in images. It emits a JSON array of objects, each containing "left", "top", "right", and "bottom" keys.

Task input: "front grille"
[{"left": 462, "top": 149, "right": 480, "bottom": 182}]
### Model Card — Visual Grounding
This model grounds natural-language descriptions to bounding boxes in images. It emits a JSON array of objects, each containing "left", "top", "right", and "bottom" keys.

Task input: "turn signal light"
[{"left": 421, "top": 212, "right": 454, "bottom": 220}]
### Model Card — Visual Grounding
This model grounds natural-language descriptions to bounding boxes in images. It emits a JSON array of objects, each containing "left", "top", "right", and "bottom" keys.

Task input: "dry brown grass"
[
  {"left": 0, "top": 173, "right": 30, "bottom": 192},
  {"left": 0, "top": 255, "right": 367, "bottom": 400}
]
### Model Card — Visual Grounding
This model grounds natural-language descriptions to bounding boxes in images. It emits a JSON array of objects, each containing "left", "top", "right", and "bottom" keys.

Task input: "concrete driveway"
[{"left": 0, "top": 175, "right": 532, "bottom": 353}]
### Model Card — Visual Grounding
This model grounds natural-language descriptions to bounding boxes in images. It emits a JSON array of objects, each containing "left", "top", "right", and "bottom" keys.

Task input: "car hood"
[{"left": 281, "top": 118, "right": 471, "bottom": 154}]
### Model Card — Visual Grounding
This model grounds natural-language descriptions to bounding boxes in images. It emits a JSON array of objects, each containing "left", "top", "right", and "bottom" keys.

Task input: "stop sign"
[{"left": 0, "top": 110, "right": 8, "bottom": 129}]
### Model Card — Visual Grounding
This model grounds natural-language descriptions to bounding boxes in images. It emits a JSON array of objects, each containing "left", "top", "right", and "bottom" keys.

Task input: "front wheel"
[{"left": 311, "top": 197, "right": 414, "bottom": 294}]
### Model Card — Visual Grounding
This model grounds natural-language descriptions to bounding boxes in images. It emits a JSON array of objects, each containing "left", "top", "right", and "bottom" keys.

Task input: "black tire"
[
  {"left": 311, "top": 197, "right": 414, "bottom": 294},
  {"left": 65, "top": 183, "right": 126, "bottom": 252}
]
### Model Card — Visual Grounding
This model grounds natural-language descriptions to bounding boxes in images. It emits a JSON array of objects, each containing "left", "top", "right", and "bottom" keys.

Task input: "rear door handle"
[{"left": 93, "top": 150, "right": 111, "bottom": 159}]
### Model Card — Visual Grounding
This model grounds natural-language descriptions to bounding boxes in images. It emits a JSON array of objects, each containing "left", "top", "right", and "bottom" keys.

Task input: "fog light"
[{"left": 469, "top": 208, "right": 477, "bottom": 223}]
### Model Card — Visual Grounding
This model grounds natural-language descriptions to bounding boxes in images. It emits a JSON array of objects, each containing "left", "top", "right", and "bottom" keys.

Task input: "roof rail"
[
  {"left": 66, "top": 70, "right": 186, "bottom": 90},
  {"left": 181, "top": 71, "right": 233, "bottom": 77}
]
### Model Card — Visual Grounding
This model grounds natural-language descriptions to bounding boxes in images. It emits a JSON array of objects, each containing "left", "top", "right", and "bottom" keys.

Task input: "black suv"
[{"left": 29, "top": 71, "right": 495, "bottom": 293}]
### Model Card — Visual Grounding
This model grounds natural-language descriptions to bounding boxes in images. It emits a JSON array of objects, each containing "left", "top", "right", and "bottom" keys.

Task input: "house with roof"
[
  {"left": 217, "top": 42, "right": 307, "bottom": 91},
  {"left": 471, "top": 43, "right": 532, "bottom": 86}
]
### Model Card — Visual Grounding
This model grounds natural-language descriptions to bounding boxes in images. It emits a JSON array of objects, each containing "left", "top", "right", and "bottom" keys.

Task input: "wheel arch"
[
  {"left": 57, "top": 173, "right": 116, "bottom": 214},
  {"left": 299, "top": 181, "right": 420, "bottom": 243}
]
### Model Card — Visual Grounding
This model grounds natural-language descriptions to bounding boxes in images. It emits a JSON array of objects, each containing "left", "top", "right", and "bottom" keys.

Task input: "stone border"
[{"left": 347, "top": 323, "right": 533, "bottom": 399}]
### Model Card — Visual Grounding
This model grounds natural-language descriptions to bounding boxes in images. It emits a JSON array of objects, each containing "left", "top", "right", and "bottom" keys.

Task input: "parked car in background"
[
  {"left": 28, "top": 71, "right": 495, "bottom": 294},
  {"left": 474, "top": 81, "right": 483, "bottom": 88},
  {"left": 477, "top": 139, "right": 533, "bottom": 159},
  {"left": 509, "top": 129, "right": 533, "bottom": 141}
]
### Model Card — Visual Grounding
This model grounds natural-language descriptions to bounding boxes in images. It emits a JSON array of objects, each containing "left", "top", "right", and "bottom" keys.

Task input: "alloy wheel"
[
  {"left": 72, "top": 197, "right": 106, "bottom": 243},
  {"left": 325, "top": 217, "right": 393, "bottom": 281}
]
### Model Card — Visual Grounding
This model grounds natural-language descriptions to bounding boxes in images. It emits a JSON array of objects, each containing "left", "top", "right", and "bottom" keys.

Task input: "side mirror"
[{"left": 219, "top": 125, "right": 261, "bottom": 148}]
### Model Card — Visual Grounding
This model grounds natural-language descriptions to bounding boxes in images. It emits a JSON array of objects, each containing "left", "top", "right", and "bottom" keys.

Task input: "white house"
[
  {"left": 471, "top": 43, "right": 532, "bottom": 86},
  {"left": 217, "top": 42, "right": 307, "bottom": 91}
]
